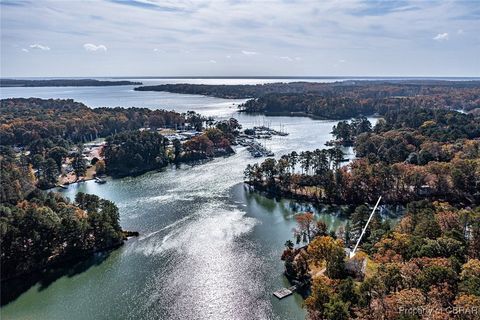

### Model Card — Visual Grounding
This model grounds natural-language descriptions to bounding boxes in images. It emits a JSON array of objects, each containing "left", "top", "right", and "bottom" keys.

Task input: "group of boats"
[
  {"left": 237, "top": 125, "right": 289, "bottom": 158},
  {"left": 245, "top": 125, "right": 289, "bottom": 139},
  {"left": 56, "top": 176, "right": 106, "bottom": 190},
  {"left": 238, "top": 139, "right": 275, "bottom": 157}
]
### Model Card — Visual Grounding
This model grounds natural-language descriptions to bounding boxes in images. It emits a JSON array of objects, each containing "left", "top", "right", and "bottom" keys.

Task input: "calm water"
[{"left": 1, "top": 79, "right": 374, "bottom": 320}]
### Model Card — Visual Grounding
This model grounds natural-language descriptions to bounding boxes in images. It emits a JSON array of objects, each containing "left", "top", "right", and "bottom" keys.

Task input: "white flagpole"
[{"left": 350, "top": 196, "right": 382, "bottom": 258}]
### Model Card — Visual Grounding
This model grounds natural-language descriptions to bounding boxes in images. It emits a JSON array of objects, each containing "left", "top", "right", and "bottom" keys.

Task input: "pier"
[
  {"left": 273, "top": 285, "right": 297, "bottom": 299},
  {"left": 274, "top": 197, "right": 382, "bottom": 301},
  {"left": 236, "top": 124, "right": 289, "bottom": 158}
]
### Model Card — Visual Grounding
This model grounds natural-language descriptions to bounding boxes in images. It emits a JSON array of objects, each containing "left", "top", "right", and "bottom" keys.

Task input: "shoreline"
[
  {"left": 52, "top": 151, "right": 237, "bottom": 190},
  {"left": 1, "top": 229, "right": 139, "bottom": 284},
  {"left": 1, "top": 230, "right": 139, "bottom": 306}
]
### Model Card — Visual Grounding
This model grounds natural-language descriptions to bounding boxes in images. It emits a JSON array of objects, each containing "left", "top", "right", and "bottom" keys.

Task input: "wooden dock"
[{"left": 273, "top": 285, "right": 297, "bottom": 299}]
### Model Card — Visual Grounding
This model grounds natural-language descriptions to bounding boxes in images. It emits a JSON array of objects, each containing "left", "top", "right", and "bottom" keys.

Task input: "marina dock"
[
  {"left": 253, "top": 125, "right": 288, "bottom": 137},
  {"left": 237, "top": 138, "right": 275, "bottom": 157},
  {"left": 236, "top": 124, "right": 289, "bottom": 158}
]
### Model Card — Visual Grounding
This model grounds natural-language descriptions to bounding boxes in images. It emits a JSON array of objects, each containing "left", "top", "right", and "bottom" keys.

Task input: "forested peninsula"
[
  {"left": 1, "top": 148, "right": 127, "bottom": 282},
  {"left": 0, "top": 98, "right": 184, "bottom": 145},
  {"left": 0, "top": 98, "right": 240, "bottom": 290},
  {"left": 243, "top": 105, "right": 480, "bottom": 319},
  {"left": 0, "top": 79, "right": 141, "bottom": 87},
  {"left": 245, "top": 108, "right": 480, "bottom": 205},
  {"left": 0, "top": 98, "right": 240, "bottom": 181},
  {"left": 135, "top": 81, "right": 480, "bottom": 119}
]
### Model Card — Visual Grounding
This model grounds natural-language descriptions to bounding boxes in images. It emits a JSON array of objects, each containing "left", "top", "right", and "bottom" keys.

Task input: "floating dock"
[
  {"left": 237, "top": 138, "right": 274, "bottom": 157},
  {"left": 273, "top": 285, "right": 297, "bottom": 299}
]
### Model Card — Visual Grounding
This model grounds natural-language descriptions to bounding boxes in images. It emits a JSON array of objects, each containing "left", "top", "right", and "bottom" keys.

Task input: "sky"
[{"left": 1, "top": 0, "right": 479, "bottom": 77}]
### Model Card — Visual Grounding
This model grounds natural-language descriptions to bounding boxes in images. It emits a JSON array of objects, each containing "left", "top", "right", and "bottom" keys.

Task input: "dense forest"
[
  {"left": 240, "top": 93, "right": 377, "bottom": 119},
  {"left": 134, "top": 82, "right": 314, "bottom": 98},
  {"left": 282, "top": 200, "right": 480, "bottom": 319},
  {"left": 0, "top": 148, "right": 125, "bottom": 282},
  {"left": 180, "top": 118, "right": 240, "bottom": 160},
  {"left": 103, "top": 131, "right": 170, "bottom": 177},
  {"left": 2, "top": 87, "right": 479, "bottom": 317},
  {"left": 240, "top": 91, "right": 480, "bottom": 120},
  {"left": 0, "top": 98, "right": 188, "bottom": 189},
  {"left": 134, "top": 80, "right": 480, "bottom": 100},
  {"left": 0, "top": 98, "right": 186, "bottom": 146},
  {"left": 103, "top": 118, "right": 239, "bottom": 176},
  {"left": 243, "top": 106, "right": 480, "bottom": 319},
  {"left": 135, "top": 81, "right": 480, "bottom": 119},
  {"left": 0, "top": 98, "right": 240, "bottom": 288},
  {"left": 0, "top": 79, "right": 141, "bottom": 87},
  {"left": 244, "top": 108, "right": 480, "bottom": 205},
  {"left": 0, "top": 98, "right": 240, "bottom": 183}
]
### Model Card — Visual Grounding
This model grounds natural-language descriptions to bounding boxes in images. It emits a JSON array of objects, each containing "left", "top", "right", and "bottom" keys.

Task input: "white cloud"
[
  {"left": 278, "top": 56, "right": 301, "bottom": 62},
  {"left": 241, "top": 50, "right": 257, "bottom": 56},
  {"left": 21, "top": 48, "right": 29, "bottom": 53},
  {"left": 209, "top": 59, "right": 217, "bottom": 63},
  {"left": 226, "top": 55, "right": 231, "bottom": 59},
  {"left": 83, "top": 43, "right": 107, "bottom": 52},
  {"left": 433, "top": 33, "right": 449, "bottom": 41},
  {"left": 457, "top": 29, "right": 464, "bottom": 34},
  {"left": 339, "top": 59, "right": 346, "bottom": 63},
  {"left": 279, "top": 56, "right": 293, "bottom": 61},
  {"left": 29, "top": 43, "right": 50, "bottom": 50}
]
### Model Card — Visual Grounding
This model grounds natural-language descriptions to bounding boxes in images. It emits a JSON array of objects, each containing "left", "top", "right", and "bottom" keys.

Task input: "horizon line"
[{"left": 2, "top": 75, "right": 480, "bottom": 80}]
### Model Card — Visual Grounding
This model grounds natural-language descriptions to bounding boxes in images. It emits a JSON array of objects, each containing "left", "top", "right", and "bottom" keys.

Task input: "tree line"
[
  {"left": 102, "top": 118, "right": 241, "bottom": 177},
  {"left": 0, "top": 98, "right": 186, "bottom": 146},
  {"left": 0, "top": 148, "right": 125, "bottom": 282},
  {"left": 269, "top": 105, "right": 480, "bottom": 319},
  {"left": 244, "top": 107, "right": 480, "bottom": 206},
  {"left": 0, "top": 98, "right": 242, "bottom": 186},
  {"left": 134, "top": 81, "right": 480, "bottom": 119}
]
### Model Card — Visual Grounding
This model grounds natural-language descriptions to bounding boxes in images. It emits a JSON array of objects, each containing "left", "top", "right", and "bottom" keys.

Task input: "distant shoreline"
[
  {"left": 0, "top": 79, "right": 142, "bottom": 87},
  {"left": 3, "top": 76, "right": 479, "bottom": 80}
]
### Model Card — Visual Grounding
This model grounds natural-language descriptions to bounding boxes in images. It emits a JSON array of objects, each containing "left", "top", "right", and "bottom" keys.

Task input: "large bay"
[{"left": 1, "top": 79, "right": 370, "bottom": 320}]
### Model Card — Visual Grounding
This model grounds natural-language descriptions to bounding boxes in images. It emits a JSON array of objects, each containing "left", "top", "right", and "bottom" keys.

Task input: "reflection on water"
[
  {"left": 1, "top": 80, "right": 378, "bottom": 320},
  {"left": 1, "top": 250, "right": 114, "bottom": 306},
  {"left": 2, "top": 151, "right": 319, "bottom": 319}
]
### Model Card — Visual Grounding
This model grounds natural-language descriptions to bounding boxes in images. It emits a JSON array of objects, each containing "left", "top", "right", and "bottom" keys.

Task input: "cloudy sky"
[{"left": 1, "top": 0, "right": 479, "bottom": 77}]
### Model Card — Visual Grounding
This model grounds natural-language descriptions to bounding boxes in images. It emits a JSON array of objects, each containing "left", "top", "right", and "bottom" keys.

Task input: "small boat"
[{"left": 95, "top": 177, "right": 107, "bottom": 184}]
